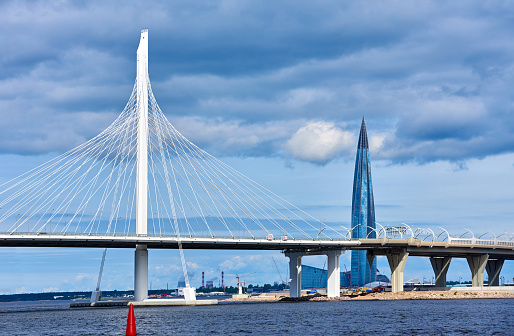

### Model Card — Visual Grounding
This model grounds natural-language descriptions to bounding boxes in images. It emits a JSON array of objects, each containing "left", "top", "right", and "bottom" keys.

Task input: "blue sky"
[{"left": 1, "top": 0, "right": 514, "bottom": 294}]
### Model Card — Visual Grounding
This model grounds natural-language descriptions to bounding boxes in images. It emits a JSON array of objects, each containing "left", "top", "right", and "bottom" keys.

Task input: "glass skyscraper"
[
  {"left": 301, "top": 265, "right": 352, "bottom": 289},
  {"left": 300, "top": 264, "right": 388, "bottom": 289},
  {"left": 351, "top": 117, "right": 377, "bottom": 287}
]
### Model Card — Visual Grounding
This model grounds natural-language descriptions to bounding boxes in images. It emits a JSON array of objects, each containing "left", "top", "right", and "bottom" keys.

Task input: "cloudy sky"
[{"left": 1, "top": 0, "right": 514, "bottom": 294}]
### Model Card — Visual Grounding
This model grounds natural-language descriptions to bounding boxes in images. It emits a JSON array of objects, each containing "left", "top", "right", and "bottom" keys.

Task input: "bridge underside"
[
  {"left": 355, "top": 239, "right": 514, "bottom": 260},
  {"left": 366, "top": 246, "right": 514, "bottom": 260},
  {"left": 0, "top": 234, "right": 360, "bottom": 250}
]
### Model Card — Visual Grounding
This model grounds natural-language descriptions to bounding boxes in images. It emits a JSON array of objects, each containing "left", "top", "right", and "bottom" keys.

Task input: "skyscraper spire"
[
  {"left": 350, "top": 116, "right": 377, "bottom": 286},
  {"left": 357, "top": 116, "right": 369, "bottom": 149}
]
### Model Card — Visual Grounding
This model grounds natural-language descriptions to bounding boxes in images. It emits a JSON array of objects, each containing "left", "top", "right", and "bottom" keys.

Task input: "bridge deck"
[{"left": 1, "top": 234, "right": 513, "bottom": 259}]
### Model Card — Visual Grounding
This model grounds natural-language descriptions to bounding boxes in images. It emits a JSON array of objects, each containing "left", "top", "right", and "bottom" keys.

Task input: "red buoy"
[{"left": 126, "top": 303, "right": 137, "bottom": 335}]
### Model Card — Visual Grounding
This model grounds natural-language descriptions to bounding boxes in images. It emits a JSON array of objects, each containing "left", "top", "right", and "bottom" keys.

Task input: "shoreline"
[{"left": 221, "top": 290, "right": 514, "bottom": 303}]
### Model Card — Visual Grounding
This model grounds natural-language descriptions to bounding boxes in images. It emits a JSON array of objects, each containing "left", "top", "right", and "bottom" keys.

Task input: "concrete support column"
[
  {"left": 326, "top": 250, "right": 343, "bottom": 298},
  {"left": 286, "top": 252, "right": 302, "bottom": 298},
  {"left": 466, "top": 254, "right": 488, "bottom": 287},
  {"left": 134, "top": 244, "right": 148, "bottom": 301},
  {"left": 386, "top": 249, "right": 409, "bottom": 293},
  {"left": 366, "top": 251, "right": 375, "bottom": 270},
  {"left": 429, "top": 257, "right": 452, "bottom": 288},
  {"left": 485, "top": 259, "right": 504, "bottom": 286}
]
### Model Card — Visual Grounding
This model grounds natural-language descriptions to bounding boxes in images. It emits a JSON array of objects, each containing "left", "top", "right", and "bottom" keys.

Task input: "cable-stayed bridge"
[
  {"left": 1, "top": 30, "right": 513, "bottom": 300},
  {"left": 0, "top": 30, "right": 346, "bottom": 245}
]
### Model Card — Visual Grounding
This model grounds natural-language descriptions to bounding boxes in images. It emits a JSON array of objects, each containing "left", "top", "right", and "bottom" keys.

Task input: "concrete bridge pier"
[
  {"left": 366, "top": 251, "right": 375, "bottom": 271},
  {"left": 430, "top": 256, "right": 452, "bottom": 288},
  {"left": 485, "top": 259, "right": 504, "bottom": 286},
  {"left": 387, "top": 249, "right": 409, "bottom": 293},
  {"left": 466, "top": 254, "right": 488, "bottom": 287},
  {"left": 326, "top": 250, "right": 343, "bottom": 297},
  {"left": 286, "top": 249, "right": 344, "bottom": 298},
  {"left": 134, "top": 244, "right": 148, "bottom": 301},
  {"left": 285, "top": 251, "right": 302, "bottom": 298}
]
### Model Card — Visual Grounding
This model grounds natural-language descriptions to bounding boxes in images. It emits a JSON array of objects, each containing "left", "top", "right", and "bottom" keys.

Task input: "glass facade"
[
  {"left": 301, "top": 265, "right": 352, "bottom": 289},
  {"left": 300, "top": 264, "right": 387, "bottom": 289},
  {"left": 351, "top": 117, "right": 377, "bottom": 287}
]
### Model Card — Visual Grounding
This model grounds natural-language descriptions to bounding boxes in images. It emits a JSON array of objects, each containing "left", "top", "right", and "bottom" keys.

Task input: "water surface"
[{"left": 0, "top": 299, "right": 512, "bottom": 335}]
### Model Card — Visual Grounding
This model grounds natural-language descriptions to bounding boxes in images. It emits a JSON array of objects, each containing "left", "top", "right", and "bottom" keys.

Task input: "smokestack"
[
  {"left": 222, "top": 271, "right": 224, "bottom": 287},
  {"left": 202, "top": 272, "right": 205, "bottom": 288}
]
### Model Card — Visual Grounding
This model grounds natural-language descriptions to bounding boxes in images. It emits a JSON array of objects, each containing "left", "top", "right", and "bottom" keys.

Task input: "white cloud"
[
  {"left": 171, "top": 116, "right": 299, "bottom": 156},
  {"left": 369, "top": 133, "right": 387, "bottom": 154},
  {"left": 285, "top": 121, "right": 354, "bottom": 164},
  {"left": 186, "top": 262, "right": 199, "bottom": 269},
  {"left": 152, "top": 264, "right": 182, "bottom": 277},
  {"left": 75, "top": 273, "right": 93, "bottom": 281},
  {"left": 219, "top": 255, "right": 247, "bottom": 271}
]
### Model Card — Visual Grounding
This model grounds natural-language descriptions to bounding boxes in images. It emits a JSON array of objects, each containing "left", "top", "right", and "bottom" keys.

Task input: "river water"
[{"left": 0, "top": 298, "right": 512, "bottom": 335}]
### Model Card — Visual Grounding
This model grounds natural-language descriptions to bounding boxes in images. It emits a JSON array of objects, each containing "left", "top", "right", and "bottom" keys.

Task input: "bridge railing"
[
  {"left": 4, "top": 224, "right": 514, "bottom": 247},
  {"left": 340, "top": 223, "right": 514, "bottom": 248}
]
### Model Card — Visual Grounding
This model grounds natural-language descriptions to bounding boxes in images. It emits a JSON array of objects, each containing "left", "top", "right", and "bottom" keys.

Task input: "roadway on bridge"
[{"left": 1, "top": 234, "right": 513, "bottom": 259}]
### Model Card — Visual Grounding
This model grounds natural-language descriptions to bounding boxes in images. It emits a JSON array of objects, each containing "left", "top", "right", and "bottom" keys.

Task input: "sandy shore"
[{"left": 221, "top": 290, "right": 514, "bottom": 303}]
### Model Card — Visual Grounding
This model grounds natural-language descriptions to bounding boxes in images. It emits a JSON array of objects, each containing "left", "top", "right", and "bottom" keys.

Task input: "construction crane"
[
  {"left": 235, "top": 272, "right": 255, "bottom": 294},
  {"left": 272, "top": 257, "right": 285, "bottom": 285}
]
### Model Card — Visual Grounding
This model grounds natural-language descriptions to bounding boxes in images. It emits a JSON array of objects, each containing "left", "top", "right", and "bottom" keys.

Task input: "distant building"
[
  {"left": 301, "top": 264, "right": 388, "bottom": 289},
  {"left": 302, "top": 265, "right": 329, "bottom": 289},
  {"left": 177, "top": 276, "right": 186, "bottom": 288},
  {"left": 377, "top": 274, "right": 389, "bottom": 284},
  {"left": 351, "top": 117, "right": 377, "bottom": 286},
  {"left": 205, "top": 280, "right": 214, "bottom": 289}
]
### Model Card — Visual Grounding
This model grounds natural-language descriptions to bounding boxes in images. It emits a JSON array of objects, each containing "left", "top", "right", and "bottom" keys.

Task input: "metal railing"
[
  {"left": 3, "top": 223, "right": 514, "bottom": 248},
  {"left": 340, "top": 222, "right": 514, "bottom": 248}
]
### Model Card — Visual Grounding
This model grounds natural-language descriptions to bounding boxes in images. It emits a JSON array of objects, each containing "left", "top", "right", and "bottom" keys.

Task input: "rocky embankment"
[
  {"left": 355, "top": 290, "right": 514, "bottom": 301},
  {"left": 221, "top": 290, "right": 514, "bottom": 303},
  {"left": 305, "top": 290, "right": 514, "bottom": 301}
]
